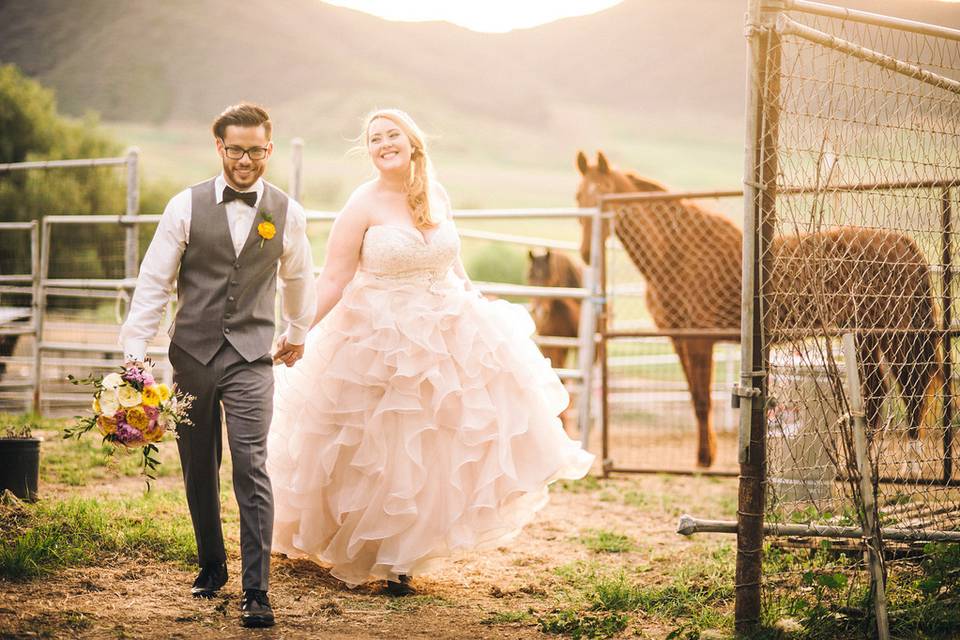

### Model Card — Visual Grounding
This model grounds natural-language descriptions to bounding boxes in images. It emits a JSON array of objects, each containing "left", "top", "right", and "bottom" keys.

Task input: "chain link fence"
[
  {"left": 735, "top": 1, "right": 960, "bottom": 635},
  {"left": 602, "top": 194, "right": 744, "bottom": 475}
]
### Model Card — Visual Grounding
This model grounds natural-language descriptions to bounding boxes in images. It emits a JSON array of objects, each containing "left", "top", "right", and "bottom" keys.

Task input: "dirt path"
[{"left": 1, "top": 470, "right": 736, "bottom": 639}]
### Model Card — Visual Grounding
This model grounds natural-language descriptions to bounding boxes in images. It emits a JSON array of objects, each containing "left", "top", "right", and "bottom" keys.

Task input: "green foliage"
[
  {"left": 466, "top": 243, "right": 527, "bottom": 287},
  {"left": 482, "top": 610, "right": 534, "bottom": 625},
  {"left": 555, "top": 475, "right": 602, "bottom": 494},
  {"left": 0, "top": 491, "right": 196, "bottom": 579},
  {"left": 2, "top": 421, "right": 34, "bottom": 438},
  {"left": 544, "top": 553, "right": 735, "bottom": 639},
  {"left": 761, "top": 541, "right": 960, "bottom": 640},
  {"left": 538, "top": 608, "right": 628, "bottom": 639},
  {"left": 579, "top": 530, "right": 635, "bottom": 554},
  {"left": 0, "top": 64, "right": 130, "bottom": 308}
]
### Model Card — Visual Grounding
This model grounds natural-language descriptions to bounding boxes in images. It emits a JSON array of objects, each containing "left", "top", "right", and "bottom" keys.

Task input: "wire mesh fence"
[
  {"left": 601, "top": 194, "right": 744, "bottom": 474},
  {"left": 738, "top": 1, "right": 960, "bottom": 635},
  {"left": 0, "top": 222, "right": 38, "bottom": 412},
  {"left": 0, "top": 157, "right": 140, "bottom": 414}
]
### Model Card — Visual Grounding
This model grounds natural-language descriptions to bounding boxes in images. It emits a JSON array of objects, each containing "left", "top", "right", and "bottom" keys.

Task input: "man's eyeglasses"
[{"left": 220, "top": 139, "right": 269, "bottom": 160}]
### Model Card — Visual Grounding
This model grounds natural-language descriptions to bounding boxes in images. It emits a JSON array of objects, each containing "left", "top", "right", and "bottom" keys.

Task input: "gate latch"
[{"left": 731, "top": 383, "right": 761, "bottom": 409}]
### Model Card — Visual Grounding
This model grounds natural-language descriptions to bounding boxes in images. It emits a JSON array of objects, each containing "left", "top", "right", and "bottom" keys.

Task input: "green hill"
[{"left": 1, "top": 0, "right": 957, "bottom": 208}]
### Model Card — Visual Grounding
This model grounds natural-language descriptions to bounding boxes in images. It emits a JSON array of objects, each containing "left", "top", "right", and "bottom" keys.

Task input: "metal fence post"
[
  {"left": 32, "top": 219, "right": 51, "bottom": 415},
  {"left": 290, "top": 138, "right": 304, "bottom": 203},
  {"left": 942, "top": 188, "right": 955, "bottom": 483},
  {"left": 736, "top": 0, "right": 784, "bottom": 634},
  {"left": 577, "top": 206, "right": 602, "bottom": 449},
  {"left": 29, "top": 221, "right": 41, "bottom": 415},
  {"left": 842, "top": 333, "right": 891, "bottom": 640},
  {"left": 124, "top": 147, "right": 141, "bottom": 281}
]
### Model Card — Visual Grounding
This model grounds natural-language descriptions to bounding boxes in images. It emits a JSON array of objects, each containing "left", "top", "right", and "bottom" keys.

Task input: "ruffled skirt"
[{"left": 267, "top": 270, "right": 594, "bottom": 586}]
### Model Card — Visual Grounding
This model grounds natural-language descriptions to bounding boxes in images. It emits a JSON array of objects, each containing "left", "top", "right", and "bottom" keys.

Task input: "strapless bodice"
[{"left": 356, "top": 219, "right": 459, "bottom": 283}]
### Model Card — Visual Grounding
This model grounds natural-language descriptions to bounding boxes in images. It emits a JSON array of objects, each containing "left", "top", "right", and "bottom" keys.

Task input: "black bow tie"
[{"left": 223, "top": 186, "right": 257, "bottom": 207}]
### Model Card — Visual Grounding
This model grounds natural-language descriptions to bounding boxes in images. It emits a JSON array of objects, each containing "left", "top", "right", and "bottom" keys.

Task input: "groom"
[{"left": 120, "top": 103, "right": 316, "bottom": 628}]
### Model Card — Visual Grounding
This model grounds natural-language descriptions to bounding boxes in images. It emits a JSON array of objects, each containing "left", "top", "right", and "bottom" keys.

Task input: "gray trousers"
[{"left": 170, "top": 340, "right": 274, "bottom": 591}]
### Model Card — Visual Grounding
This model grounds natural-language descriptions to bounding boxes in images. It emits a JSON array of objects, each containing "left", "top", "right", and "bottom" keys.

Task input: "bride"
[{"left": 267, "top": 108, "right": 594, "bottom": 595}]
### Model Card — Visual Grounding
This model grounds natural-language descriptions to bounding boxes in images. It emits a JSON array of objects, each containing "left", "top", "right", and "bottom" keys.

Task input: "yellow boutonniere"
[{"left": 258, "top": 212, "right": 276, "bottom": 248}]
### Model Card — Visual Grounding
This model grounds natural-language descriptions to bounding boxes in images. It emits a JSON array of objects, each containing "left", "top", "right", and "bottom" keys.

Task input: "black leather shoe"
[
  {"left": 191, "top": 561, "right": 228, "bottom": 598},
  {"left": 240, "top": 589, "right": 275, "bottom": 628},
  {"left": 385, "top": 574, "right": 416, "bottom": 597}
]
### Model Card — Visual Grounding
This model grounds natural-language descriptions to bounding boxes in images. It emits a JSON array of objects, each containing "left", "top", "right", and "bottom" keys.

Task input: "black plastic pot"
[{"left": 0, "top": 437, "right": 40, "bottom": 501}]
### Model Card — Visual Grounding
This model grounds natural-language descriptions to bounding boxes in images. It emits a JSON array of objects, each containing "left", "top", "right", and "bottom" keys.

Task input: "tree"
[{"left": 0, "top": 62, "right": 134, "bottom": 350}]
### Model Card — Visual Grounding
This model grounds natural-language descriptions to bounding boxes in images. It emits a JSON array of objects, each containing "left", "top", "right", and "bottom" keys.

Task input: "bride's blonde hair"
[{"left": 362, "top": 108, "right": 436, "bottom": 230}]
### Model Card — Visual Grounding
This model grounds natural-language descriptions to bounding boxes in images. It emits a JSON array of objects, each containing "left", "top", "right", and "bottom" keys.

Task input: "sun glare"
[{"left": 321, "top": 0, "right": 624, "bottom": 33}]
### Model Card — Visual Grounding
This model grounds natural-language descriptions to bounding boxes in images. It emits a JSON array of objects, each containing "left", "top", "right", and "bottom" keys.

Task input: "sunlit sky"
[
  {"left": 321, "top": 0, "right": 624, "bottom": 32},
  {"left": 323, "top": 0, "right": 960, "bottom": 32}
]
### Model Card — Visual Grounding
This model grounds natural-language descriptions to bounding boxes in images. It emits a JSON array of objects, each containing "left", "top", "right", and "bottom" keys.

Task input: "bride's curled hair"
[{"left": 363, "top": 108, "right": 436, "bottom": 230}]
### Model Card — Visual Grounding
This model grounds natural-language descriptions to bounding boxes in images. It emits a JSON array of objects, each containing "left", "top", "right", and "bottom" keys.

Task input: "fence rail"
[{"left": 3, "top": 199, "right": 605, "bottom": 443}]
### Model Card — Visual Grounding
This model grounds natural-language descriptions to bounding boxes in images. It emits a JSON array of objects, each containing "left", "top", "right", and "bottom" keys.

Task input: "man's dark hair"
[{"left": 212, "top": 103, "right": 272, "bottom": 140}]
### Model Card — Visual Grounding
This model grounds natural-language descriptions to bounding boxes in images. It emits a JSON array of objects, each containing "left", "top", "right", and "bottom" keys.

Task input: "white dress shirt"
[{"left": 119, "top": 174, "right": 317, "bottom": 361}]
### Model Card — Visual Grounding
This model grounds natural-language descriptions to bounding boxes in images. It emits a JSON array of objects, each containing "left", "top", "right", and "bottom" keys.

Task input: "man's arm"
[
  {"left": 119, "top": 189, "right": 190, "bottom": 361},
  {"left": 274, "top": 199, "right": 317, "bottom": 365}
]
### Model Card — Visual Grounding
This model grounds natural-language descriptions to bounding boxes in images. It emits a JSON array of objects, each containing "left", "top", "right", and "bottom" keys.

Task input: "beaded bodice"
[{"left": 357, "top": 219, "right": 459, "bottom": 281}]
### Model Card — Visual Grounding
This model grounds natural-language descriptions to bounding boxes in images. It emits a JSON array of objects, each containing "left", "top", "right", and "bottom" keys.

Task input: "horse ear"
[
  {"left": 528, "top": 250, "right": 535, "bottom": 260},
  {"left": 597, "top": 152, "right": 610, "bottom": 174},
  {"left": 544, "top": 248, "right": 552, "bottom": 258},
  {"left": 576, "top": 151, "right": 589, "bottom": 175}
]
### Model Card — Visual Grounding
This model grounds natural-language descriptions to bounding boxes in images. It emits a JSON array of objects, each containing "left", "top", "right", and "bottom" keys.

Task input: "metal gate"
[
  {"left": 599, "top": 190, "right": 745, "bottom": 477},
  {"left": 733, "top": 0, "right": 960, "bottom": 635}
]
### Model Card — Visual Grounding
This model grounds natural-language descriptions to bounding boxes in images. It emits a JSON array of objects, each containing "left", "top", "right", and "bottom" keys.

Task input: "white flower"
[
  {"left": 101, "top": 373, "right": 123, "bottom": 390},
  {"left": 117, "top": 384, "right": 142, "bottom": 408},
  {"left": 99, "top": 389, "right": 120, "bottom": 415},
  {"left": 157, "top": 411, "right": 173, "bottom": 431}
]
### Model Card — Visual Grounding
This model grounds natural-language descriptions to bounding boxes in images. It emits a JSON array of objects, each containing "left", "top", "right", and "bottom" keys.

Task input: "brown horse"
[
  {"left": 527, "top": 248, "right": 584, "bottom": 369},
  {"left": 576, "top": 150, "right": 941, "bottom": 468}
]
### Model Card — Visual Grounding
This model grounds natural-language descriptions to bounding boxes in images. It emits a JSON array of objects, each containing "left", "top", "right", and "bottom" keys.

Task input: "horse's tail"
[{"left": 881, "top": 261, "right": 943, "bottom": 442}]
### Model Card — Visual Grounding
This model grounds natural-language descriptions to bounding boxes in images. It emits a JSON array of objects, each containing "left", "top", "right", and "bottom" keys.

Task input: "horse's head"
[
  {"left": 576, "top": 151, "right": 669, "bottom": 263},
  {"left": 576, "top": 151, "right": 617, "bottom": 263},
  {"left": 527, "top": 248, "right": 554, "bottom": 286}
]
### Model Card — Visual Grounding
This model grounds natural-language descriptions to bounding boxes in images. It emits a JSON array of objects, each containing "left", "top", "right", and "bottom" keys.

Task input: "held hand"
[{"left": 272, "top": 337, "right": 306, "bottom": 367}]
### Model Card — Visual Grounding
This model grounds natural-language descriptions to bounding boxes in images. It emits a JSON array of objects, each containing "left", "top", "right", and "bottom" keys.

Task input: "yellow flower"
[
  {"left": 156, "top": 383, "right": 171, "bottom": 402},
  {"left": 97, "top": 414, "right": 117, "bottom": 436},
  {"left": 142, "top": 386, "right": 161, "bottom": 407},
  {"left": 92, "top": 397, "right": 101, "bottom": 414},
  {"left": 144, "top": 423, "right": 166, "bottom": 443},
  {"left": 116, "top": 384, "right": 142, "bottom": 408},
  {"left": 125, "top": 406, "right": 150, "bottom": 431},
  {"left": 257, "top": 221, "right": 276, "bottom": 247}
]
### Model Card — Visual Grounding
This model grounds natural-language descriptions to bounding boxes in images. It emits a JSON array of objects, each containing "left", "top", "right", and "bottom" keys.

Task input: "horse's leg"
[
  {"left": 855, "top": 333, "right": 886, "bottom": 435},
  {"left": 675, "top": 337, "right": 717, "bottom": 468},
  {"left": 880, "top": 331, "right": 939, "bottom": 443}
]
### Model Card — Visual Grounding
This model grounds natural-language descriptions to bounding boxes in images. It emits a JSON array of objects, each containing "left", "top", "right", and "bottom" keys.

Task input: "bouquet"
[{"left": 66, "top": 359, "right": 193, "bottom": 487}]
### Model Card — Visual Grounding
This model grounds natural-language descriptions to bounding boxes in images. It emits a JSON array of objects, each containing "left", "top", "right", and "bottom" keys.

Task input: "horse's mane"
[{"left": 622, "top": 171, "right": 669, "bottom": 193}]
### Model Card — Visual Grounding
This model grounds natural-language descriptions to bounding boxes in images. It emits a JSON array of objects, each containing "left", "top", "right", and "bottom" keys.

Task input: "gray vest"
[{"left": 169, "top": 178, "right": 289, "bottom": 365}]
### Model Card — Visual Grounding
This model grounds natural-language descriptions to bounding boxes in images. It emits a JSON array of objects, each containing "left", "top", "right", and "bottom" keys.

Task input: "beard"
[{"left": 223, "top": 160, "right": 265, "bottom": 190}]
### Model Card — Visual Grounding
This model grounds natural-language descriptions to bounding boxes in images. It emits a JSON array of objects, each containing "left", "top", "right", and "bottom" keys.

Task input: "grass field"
[
  {"left": 5, "top": 419, "right": 956, "bottom": 639},
  {"left": 0, "top": 414, "right": 745, "bottom": 639},
  {"left": 106, "top": 106, "right": 744, "bottom": 213}
]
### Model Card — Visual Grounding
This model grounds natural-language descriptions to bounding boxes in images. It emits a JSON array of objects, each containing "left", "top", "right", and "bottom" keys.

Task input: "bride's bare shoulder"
[{"left": 337, "top": 181, "right": 378, "bottom": 224}]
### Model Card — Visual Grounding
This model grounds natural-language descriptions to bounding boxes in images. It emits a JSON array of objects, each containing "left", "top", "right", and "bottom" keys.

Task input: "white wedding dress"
[{"left": 267, "top": 217, "right": 594, "bottom": 587}]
